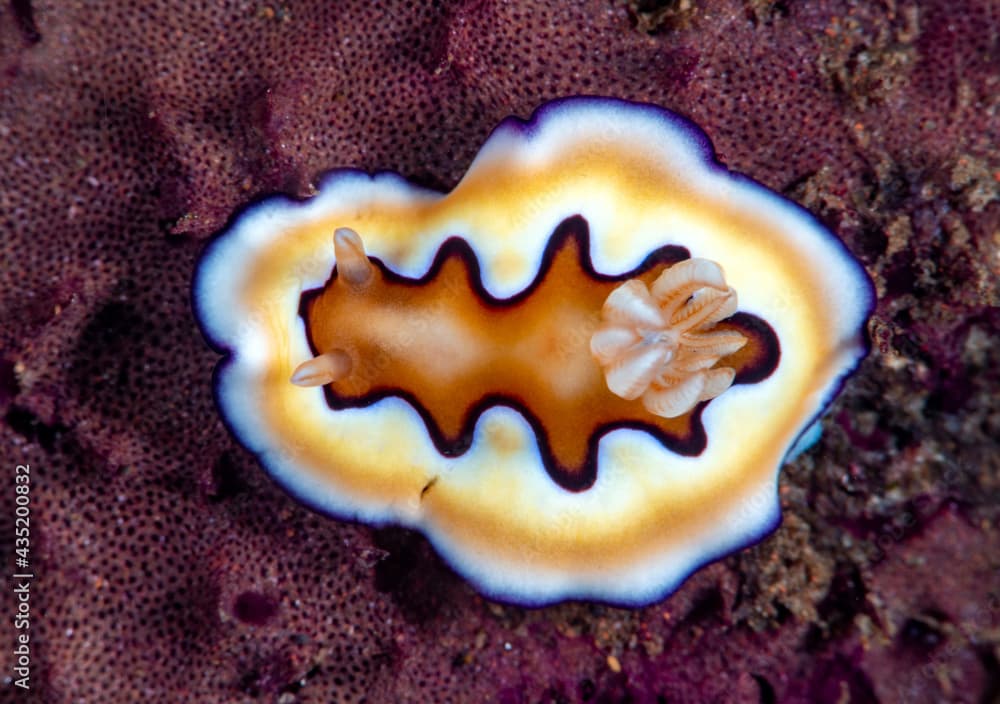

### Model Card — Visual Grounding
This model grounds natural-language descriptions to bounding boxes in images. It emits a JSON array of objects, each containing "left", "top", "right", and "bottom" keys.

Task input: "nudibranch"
[{"left": 194, "top": 98, "right": 873, "bottom": 605}]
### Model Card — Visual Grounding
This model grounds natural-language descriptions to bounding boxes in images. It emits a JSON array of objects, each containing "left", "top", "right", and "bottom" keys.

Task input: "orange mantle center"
[{"left": 302, "top": 216, "right": 778, "bottom": 491}]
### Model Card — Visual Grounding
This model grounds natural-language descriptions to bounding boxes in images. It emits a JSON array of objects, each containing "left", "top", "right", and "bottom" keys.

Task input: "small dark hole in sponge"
[
  {"left": 0, "top": 358, "right": 21, "bottom": 405},
  {"left": 899, "top": 616, "right": 944, "bottom": 654},
  {"left": 233, "top": 591, "right": 278, "bottom": 626},
  {"left": 753, "top": 673, "right": 777, "bottom": 704},
  {"left": 12, "top": 0, "right": 42, "bottom": 44}
]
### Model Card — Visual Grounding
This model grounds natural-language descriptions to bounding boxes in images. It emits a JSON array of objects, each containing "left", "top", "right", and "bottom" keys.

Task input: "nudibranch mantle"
[{"left": 195, "top": 97, "right": 873, "bottom": 605}]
